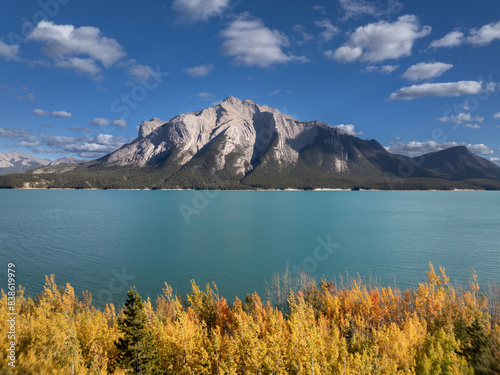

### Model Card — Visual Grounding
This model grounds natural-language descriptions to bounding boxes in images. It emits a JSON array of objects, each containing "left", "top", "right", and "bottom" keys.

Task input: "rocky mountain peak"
[
  {"left": 138, "top": 118, "right": 165, "bottom": 138},
  {"left": 221, "top": 95, "right": 242, "bottom": 106}
]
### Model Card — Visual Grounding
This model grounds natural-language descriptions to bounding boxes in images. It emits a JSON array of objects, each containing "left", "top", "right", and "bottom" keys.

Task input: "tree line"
[{"left": 1, "top": 263, "right": 499, "bottom": 374}]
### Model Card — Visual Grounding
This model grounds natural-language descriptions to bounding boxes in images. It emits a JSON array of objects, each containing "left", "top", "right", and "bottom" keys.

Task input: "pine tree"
[{"left": 115, "top": 287, "right": 161, "bottom": 374}]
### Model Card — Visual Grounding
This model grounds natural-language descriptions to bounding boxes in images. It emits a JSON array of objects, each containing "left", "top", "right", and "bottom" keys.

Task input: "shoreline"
[{"left": 2, "top": 187, "right": 487, "bottom": 192}]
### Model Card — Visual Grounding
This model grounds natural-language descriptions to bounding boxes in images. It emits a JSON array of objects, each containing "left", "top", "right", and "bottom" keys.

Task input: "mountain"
[
  {"left": 0, "top": 151, "right": 86, "bottom": 176},
  {"left": 0, "top": 151, "right": 51, "bottom": 175},
  {"left": 1, "top": 96, "right": 499, "bottom": 190}
]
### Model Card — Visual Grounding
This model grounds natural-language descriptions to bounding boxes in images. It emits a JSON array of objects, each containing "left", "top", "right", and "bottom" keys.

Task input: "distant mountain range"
[
  {"left": 0, "top": 151, "right": 86, "bottom": 176},
  {"left": 1, "top": 96, "right": 500, "bottom": 190}
]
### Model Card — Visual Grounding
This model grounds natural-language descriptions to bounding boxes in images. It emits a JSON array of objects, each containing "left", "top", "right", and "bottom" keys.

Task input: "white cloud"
[
  {"left": 54, "top": 57, "right": 101, "bottom": 76},
  {"left": 335, "top": 124, "right": 364, "bottom": 136},
  {"left": 27, "top": 20, "right": 125, "bottom": 68},
  {"left": 326, "top": 46, "right": 362, "bottom": 63},
  {"left": 119, "top": 59, "right": 160, "bottom": 84},
  {"left": 0, "top": 127, "right": 40, "bottom": 148},
  {"left": 220, "top": 14, "right": 308, "bottom": 68},
  {"left": 331, "top": 15, "right": 431, "bottom": 63},
  {"left": 338, "top": 0, "right": 377, "bottom": 19},
  {"left": 197, "top": 92, "right": 216, "bottom": 100},
  {"left": 172, "top": 0, "right": 230, "bottom": 22},
  {"left": 429, "top": 31, "right": 464, "bottom": 48},
  {"left": 490, "top": 157, "right": 500, "bottom": 165},
  {"left": 494, "top": 112, "right": 500, "bottom": 120},
  {"left": 51, "top": 110, "right": 72, "bottom": 119},
  {"left": 0, "top": 127, "right": 32, "bottom": 139},
  {"left": 0, "top": 41, "right": 19, "bottom": 61},
  {"left": 430, "top": 20, "right": 500, "bottom": 49},
  {"left": 111, "top": 119, "right": 127, "bottom": 129},
  {"left": 401, "top": 62, "right": 453, "bottom": 82},
  {"left": 388, "top": 81, "right": 483, "bottom": 101},
  {"left": 362, "top": 64, "right": 399, "bottom": 74},
  {"left": 437, "top": 112, "right": 484, "bottom": 124},
  {"left": 314, "top": 19, "right": 339, "bottom": 42},
  {"left": 184, "top": 63, "right": 214, "bottom": 77},
  {"left": 34, "top": 108, "right": 72, "bottom": 118},
  {"left": 467, "top": 20, "right": 500, "bottom": 45},
  {"left": 33, "top": 109, "right": 49, "bottom": 117},
  {"left": 461, "top": 123, "right": 481, "bottom": 130},
  {"left": 39, "top": 133, "right": 127, "bottom": 158},
  {"left": 90, "top": 118, "right": 109, "bottom": 126},
  {"left": 386, "top": 141, "right": 494, "bottom": 157}
]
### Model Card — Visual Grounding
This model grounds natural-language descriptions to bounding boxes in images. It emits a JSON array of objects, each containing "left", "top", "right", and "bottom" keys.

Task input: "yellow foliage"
[{"left": 0, "top": 265, "right": 497, "bottom": 374}]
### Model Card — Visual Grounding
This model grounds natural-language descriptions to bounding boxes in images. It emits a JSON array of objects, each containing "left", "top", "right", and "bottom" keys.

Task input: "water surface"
[{"left": 1, "top": 190, "right": 498, "bottom": 307}]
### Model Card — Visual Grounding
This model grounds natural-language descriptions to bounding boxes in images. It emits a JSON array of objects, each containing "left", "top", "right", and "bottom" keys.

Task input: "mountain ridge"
[
  {"left": 0, "top": 151, "right": 86, "bottom": 175},
  {"left": 1, "top": 96, "right": 500, "bottom": 190}
]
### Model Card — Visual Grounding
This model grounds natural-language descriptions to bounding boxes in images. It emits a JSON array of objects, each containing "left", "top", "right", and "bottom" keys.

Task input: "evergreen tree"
[{"left": 115, "top": 287, "right": 160, "bottom": 374}]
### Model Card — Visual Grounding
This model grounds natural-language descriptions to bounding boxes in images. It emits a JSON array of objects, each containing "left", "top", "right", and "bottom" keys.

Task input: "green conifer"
[{"left": 115, "top": 287, "right": 161, "bottom": 374}]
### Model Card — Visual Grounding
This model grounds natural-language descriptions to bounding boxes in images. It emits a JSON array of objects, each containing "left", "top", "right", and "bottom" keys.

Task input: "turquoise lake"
[{"left": 1, "top": 190, "right": 499, "bottom": 308}]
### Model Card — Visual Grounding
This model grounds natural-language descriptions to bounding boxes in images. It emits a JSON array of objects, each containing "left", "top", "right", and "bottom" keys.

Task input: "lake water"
[{"left": 1, "top": 190, "right": 499, "bottom": 308}]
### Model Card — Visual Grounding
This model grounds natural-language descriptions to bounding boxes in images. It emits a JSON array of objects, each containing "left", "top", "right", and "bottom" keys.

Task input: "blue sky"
[{"left": 1, "top": 0, "right": 500, "bottom": 164}]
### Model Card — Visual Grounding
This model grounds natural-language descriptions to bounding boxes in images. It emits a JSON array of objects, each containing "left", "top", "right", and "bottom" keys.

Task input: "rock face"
[
  {"left": 93, "top": 96, "right": 500, "bottom": 188},
  {"left": 2, "top": 96, "right": 500, "bottom": 189},
  {"left": 49, "top": 157, "right": 87, "bottom": 166},
  {"left": 100, "top": 96, "right": 352, "bottom": 174},
  {"left": 0, "top": 151, "right": 86, "bottom": 175},
  {"left": 0, "top": 151, "right": 51, "bottom": 175}
]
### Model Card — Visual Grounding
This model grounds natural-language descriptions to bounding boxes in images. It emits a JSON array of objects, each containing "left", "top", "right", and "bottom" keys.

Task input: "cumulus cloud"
[
  {"left": 34, "top": 109, "right": 72, "bottom": 118},
  {"left": 430, "top": 20, "right": 500, "bottom": 48},
  {"left": 401, "top": 62, "right": 453, "bottom": 82},
  {"left": 118, "top": 59, "right": 161, "bottom": 84},
  {"left": 27, "top": 21, "right": 125, "bottom": 68},
  {"left": 88, "top": 118, "right": 126, "bottom": 129},
  {"left": 51, "top": 110, "right": 72, "bottom": 119},
  {"left": 0, "top": 127, "right": 40, "bottom": 148},
  {"left": 467, "top": 20, "right": 500, "bottom": 45},
  {"left": 490, "top": 157, "right": 500, "bottom": 166},
  {"left": 494, "top": 112, "right": 500, "bottom": 120},
  {"left": 184, "top": 63, "right": 214, "bottom": 77},
  {"left": 335, "top": 124, "right": 364, "bottom": 136},
  {"left": 54, "top": 57, "right": 101, "bottom": 77},
  {"left": 220, "top": 14, "right": 308, "bottom": 68},
  {"left": 172, "top": 0, "right": 230, "bottom": 22},
  {"left": 38, "top": 133, "right": 127, "bottom": 158},
  {"left": 0, "top": 41, "right": 20, "bottom": 61},
  {"left": 90, "top": 118, "right": 109, "bottom": 126},
  {"left": 330, "top": 15, "right": 431, "bottom": 63},
  {"left": 0, "top": 127, "right": 32, "bottom": 139},
  {"left": 314, "top": 19, "right": 339, "bottom": 42},
  {"left": 34, "top": 109, "right": 50, "bottom": 117},
  {"left": 111, "top": 119, "right": 127, "bottom": 129},
  {"left": 362, "top": 64, "right": 399, "bottom": 74},
  {"left": 437, "top": 112, "right": 484, "bottom": 124},
  {"left": 386, "top": 140, "right": 494, "bottom": 157},
  {"left": 388, "top": 81, "right": 483, "bottom": 101},
  {"left": 429, "top": 31, "right": 464, "bottom": 48}
]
